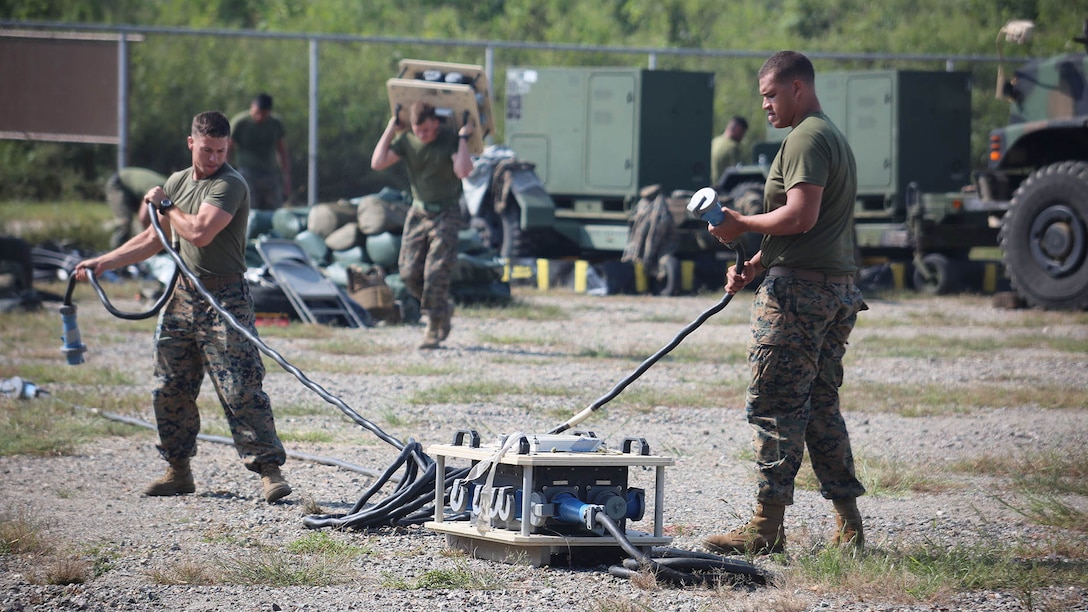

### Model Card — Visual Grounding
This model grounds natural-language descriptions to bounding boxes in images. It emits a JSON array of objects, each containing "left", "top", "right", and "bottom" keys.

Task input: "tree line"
[{"left": 0, "top": 0, "right": 1081, "bottom": 202}]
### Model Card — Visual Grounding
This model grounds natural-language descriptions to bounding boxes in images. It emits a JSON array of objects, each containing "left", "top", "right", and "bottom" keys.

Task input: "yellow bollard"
[
  {"left": 983, "top": 262, "right": 997, "bottom": 294},
  {"left": 681, "top": 260, "right": 695, "bottom": 293},
  {"left": 890, "top": 262, "right": 906, "bottom": 290},
  {"left": 633, "top": 262, "right": 648, "bottom": 294},
  {"left": 536, "top": 259, "right": 550, "bottom": 290},
  {"left": 574, "top": 260, "right": 588, "bottom": 293}
]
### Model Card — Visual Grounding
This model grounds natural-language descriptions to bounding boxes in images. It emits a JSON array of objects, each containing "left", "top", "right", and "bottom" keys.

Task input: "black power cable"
[{"left": 595, "top": 512, "right": 770, "bottom": 586}]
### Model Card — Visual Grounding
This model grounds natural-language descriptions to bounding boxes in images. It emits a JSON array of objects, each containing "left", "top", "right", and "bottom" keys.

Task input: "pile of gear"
[{"left": 245, "top": 188, "right": 510, "bottom": 326}]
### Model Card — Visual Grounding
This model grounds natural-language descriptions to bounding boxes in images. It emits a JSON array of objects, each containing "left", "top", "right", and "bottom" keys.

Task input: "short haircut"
[
  {"left": 730, "top": 116, "right": 749, "bottom": 131},
  {"left": 192, "top": 111, "right": 231, "bottom": 139},
  {"left": 409, "top": 101, "right": 438, "bottom": 125},
  {"left": 254, "top": 93, "right": 273, "bottom": 110},
  {"left": 758, "top": 51, "right": 815, "bottom": 85}
]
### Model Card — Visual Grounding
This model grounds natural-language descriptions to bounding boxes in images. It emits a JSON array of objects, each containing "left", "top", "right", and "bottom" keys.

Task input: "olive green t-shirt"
[
  {"left": 390, "top": 127, "right": 462, "bottom": 206},
  {"left": 162, "top": 164, "right": 250, "bottom": 277},
  {"left": 759, "top": 112, "right": 858, "bottom": 275},
  {"left": 710, "top": 134, "right": 747, "bottom": 182},
  {"left": 230, "top": 112, "right": 285, "bottom": 174}
]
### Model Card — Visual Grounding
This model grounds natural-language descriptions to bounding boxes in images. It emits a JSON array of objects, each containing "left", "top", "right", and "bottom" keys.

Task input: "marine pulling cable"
[{"left": 67, "top": 201, "right": 471, "bottom": 529}]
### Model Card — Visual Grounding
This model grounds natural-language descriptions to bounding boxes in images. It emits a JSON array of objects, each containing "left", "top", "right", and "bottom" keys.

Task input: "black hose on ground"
[{"left": 595, "top": 513, "right": 769, "bottom": 586}]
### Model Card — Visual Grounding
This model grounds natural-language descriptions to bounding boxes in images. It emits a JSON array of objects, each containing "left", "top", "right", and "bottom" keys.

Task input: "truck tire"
[
  {"left": 1000, "top": 161, "right": 1088, "bottom": 310},
  {"left": 499, "top": 201, "right": 524, "bottom": 258},
  {"left": 912, "top": 253, "right": 962, "bottom": 295}
]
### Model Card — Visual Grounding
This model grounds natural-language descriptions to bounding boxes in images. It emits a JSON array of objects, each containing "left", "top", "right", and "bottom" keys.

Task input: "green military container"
[
  {"left": 503, "top": 67, "right": 714, "bottom": 257},
  {"left": 819, "top": 70, "right": 972, "bottom": 220}
]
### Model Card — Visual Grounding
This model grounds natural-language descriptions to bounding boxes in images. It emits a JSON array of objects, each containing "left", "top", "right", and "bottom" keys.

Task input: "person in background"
[
  {"left": 370, "top": 101, "right": 474, "bottom": 349},
  {"left": 230, "top": 93, "right": 291, "bottom": 210},
  {"left": 75, "top": 111, "right": 293, "bottom": 504},
  {"left": 106, "top": 167, "right": 166, "bottom": 249},
  {"left": 702, "top": 51, "right": 867, "bottom": 555},
  {"left": 711, "top": 115, "right": 750, "bottom": 188}
]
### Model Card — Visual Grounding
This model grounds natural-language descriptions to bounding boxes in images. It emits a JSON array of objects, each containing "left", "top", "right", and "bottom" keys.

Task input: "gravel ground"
[{"left": 2, "top": 285, "right": 1087, "bottom": 611}]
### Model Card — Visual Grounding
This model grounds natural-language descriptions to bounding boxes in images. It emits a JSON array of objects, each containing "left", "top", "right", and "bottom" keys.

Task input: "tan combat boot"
[
  {"left": 704, "top": 502, "right": 787, "bottom": 555},
  {"left": 260, "top": 463, "right": 292, "bottom": 503},
  {"left": 437, "top": 303, "right": 453, "bottom": 341},
  {"left": 832, "top": 498, "right": 864, "bottom": 550},
  {"left": 144, "top": 458, "right": 195, "bottom": 496},
  {"left": 418, "top": 317, "right": 442, "bottom": 350}
]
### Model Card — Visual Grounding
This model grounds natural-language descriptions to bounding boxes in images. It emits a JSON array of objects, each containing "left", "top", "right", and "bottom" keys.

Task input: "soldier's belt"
[
  {"left": 179, "top": 273, "right": 244, "bottom": 292},
  {"left": 767, "top": 266, "right": 853, "bottom": 285}
]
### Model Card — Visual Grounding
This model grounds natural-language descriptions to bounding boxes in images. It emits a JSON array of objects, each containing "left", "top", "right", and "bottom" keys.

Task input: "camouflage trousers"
[
  {"left": 398, "top": 205, "right": 462, "bottom": 320},
  {"left": 744, "top": 275, "right": 868, "bottom": 506},
  {"left": 152, "top": 279, "right": 286, "bottom": 472}
]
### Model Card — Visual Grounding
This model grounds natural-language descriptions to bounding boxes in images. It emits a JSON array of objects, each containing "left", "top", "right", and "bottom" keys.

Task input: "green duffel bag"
[
  {"left": 271, "top": 207, "right": 310, "bottom": 240},
  {"left": 365, "top": 231, "right": 401, "bottom": 271}
]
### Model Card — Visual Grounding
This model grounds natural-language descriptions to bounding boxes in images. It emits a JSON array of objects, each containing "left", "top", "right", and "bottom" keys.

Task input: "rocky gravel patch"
[{"left": 1, "top": 288, "right": 1087, "bottom": 611}]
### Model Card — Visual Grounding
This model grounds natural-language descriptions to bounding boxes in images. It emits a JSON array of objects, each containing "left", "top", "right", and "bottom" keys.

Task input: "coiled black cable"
[{"left": 595, "top": 513, "right": 769, "bottom": 586}]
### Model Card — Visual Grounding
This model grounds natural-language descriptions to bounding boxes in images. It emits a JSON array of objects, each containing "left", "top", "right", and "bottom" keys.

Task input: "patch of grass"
[
  {"left": 279, "top": 429, "right": 336, "bottom": 444},
  {"left": 252, "top": 322, "right": 342, "bottom": 340},
  {"left": 857, "top": 333, "right": 1088, "bottom": 358},
  {"left": 38, "top": 556, "right": 92, "bottom": 585},
  {"left": 284, "top": 530, "right": 372, "bottom": 557},
  {"left": 0, "top": 506, "right": 48, "bottom": 554},
  {"left": 790, "top": 538, "right": 1088, "bottom": 607},
  {"left": 26, "top": 363, "right": 135, "bottom": 387},
  {"left": 83, "top": 543, "right": 120, "bottom": 578},
  {"left": 407, "top": 380, "right": 576, "bottom": 405},
  {"left": 997, "top": 494, "right": 1088, "bottom": 533},
  {"left": 217, "top": 549, "right": 354, "bottom": 586},
  {"left": 272, "top": 401, "right": 331, "bottom": 418},
  {"left": 147, "top": 559, "right": 218, "bottom": 585},
  {"left": 951, "top": 448, "right": 1088, "bottom": 496},
  {"left": 609, "top": 382, "right": 746, "bottom": 411},
  {"left": 379, "top": 362, "right": 461, "bottom": 376},
  {"left": 0, "top": 200, "right": 113, "bottom": 251},
  {"left": 843, "top": 382, "right": 1085, "bottom": 415},
  {"left": 381, "top": 563, "right": 504, "bottom": 590},
  {"left": 0, "top": 395, "right": 144, "bottom": 457},
  {"left": 308, "top": 336, "right": 398, "bottom": 356},
  {"left": 476, "top": 330, "right": 561, "bottom": 347},
  {"left": 791, "top": 452, "right": 952, "bottom": 497},
  {"left": 473, "top": 299, "right": 566, "bottom": 321}
]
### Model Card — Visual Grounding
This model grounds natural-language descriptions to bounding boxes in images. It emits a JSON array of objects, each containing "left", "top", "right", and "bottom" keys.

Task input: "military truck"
[{"left": 981, "top": 19, "right": 1088, "bottom": 310}]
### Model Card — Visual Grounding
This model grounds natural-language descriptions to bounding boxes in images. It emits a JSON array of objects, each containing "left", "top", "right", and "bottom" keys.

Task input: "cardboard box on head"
[{"left": 385, "top": 59, "right": 494, "bottom": 155}]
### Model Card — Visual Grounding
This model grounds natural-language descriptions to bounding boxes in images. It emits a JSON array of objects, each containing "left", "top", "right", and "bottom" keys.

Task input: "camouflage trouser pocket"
[{"left": 750, "top": 416, "right": 784, "bottom": 468}]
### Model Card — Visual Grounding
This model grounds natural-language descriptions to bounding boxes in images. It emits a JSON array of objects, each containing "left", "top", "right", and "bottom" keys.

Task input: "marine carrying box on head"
[{"left": 385, "top": 59, "right": 495, "bottom": 156}]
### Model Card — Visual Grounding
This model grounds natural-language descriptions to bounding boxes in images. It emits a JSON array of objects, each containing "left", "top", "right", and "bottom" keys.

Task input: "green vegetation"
[
  {"left": 0, "top": 0, "right": 1076, "bottom": 204},
  {"left": 789, "top": 539, "right": 1088, "bottom": 608}
]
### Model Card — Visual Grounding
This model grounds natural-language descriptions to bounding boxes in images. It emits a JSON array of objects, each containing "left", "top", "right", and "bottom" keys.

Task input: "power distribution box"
[
  {"left": 816, "top": 70, "right": 973, "bottom": 212},
  {"left": 504, "top": 67, "right": 715, "bottom": 200}
]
